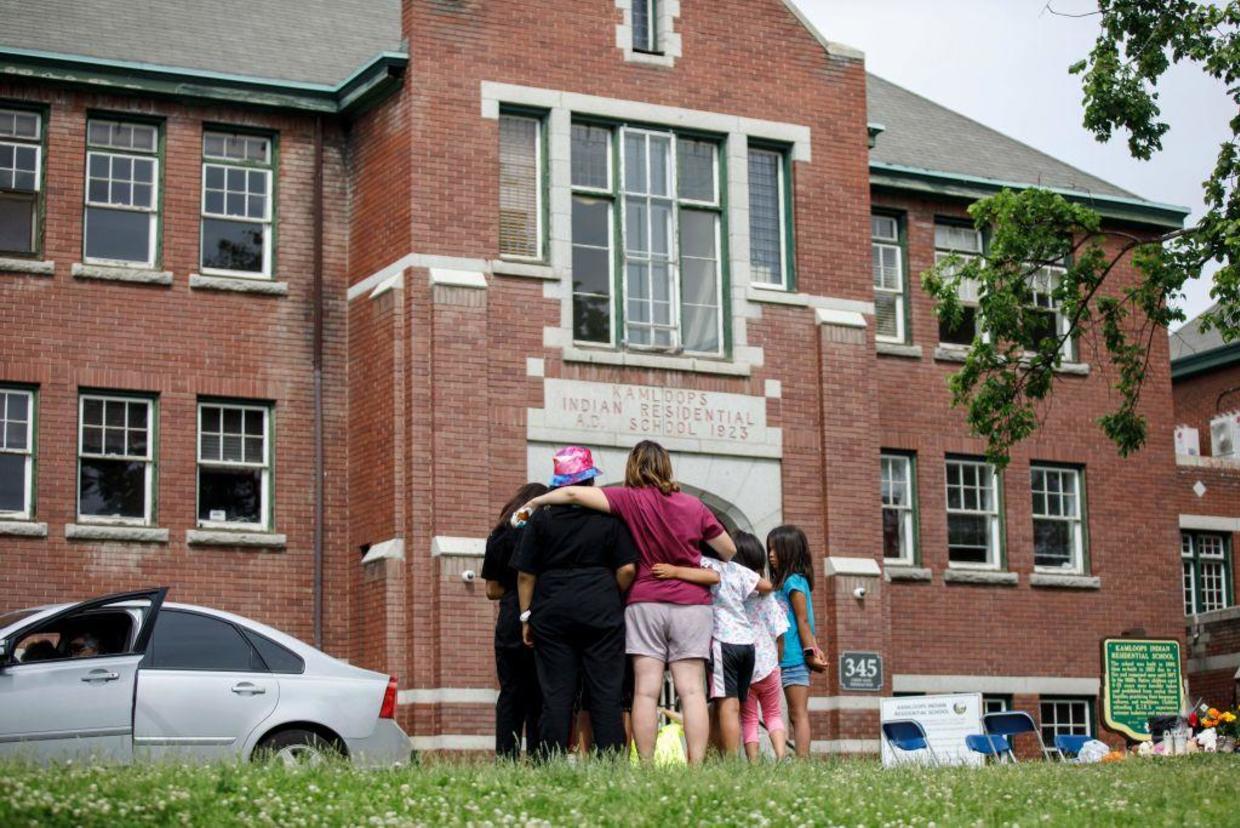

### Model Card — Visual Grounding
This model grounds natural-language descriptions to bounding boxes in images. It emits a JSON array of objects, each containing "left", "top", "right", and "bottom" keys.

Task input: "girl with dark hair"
[
  {"left": 767, "top": 524, "right": 826, "bottom": 759},
  {"left": 482, "top": 481, "right": 549, "bottom": 760},
  {"left": 734, "top": 531, "right": 789, "bottom": 761},
  {"left": 521, "top": 440, "right": 737, "bottom": 765}
]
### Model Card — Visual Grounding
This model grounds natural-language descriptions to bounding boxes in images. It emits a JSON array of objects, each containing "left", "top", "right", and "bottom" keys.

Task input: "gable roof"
[
  {"left": 0, "top": 0, "right": 403, "bottom": 86},
  {"left": 1169, "top": 304, "right": 1240, "bottom": 380}
]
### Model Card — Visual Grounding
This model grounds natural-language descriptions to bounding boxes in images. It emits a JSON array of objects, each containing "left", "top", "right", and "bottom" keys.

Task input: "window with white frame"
[
  {"left": 1027, "top": 264, "right": 1073, "bottom": 359},
  {"left": 78, "top": 394, "right": 154, "bottom": 525},
  {"left": 1181, "top": 531, "right": 1232, "bottom": 615},
  {"left": 570, "top": 123, "right": 724, "bottom": 355},
  {"left": 881, "top": 452, "right": 916, "bottom": 563},
  {"left": 983, "top": 695, "right": 1011, "bottom": 716},
  {"left": 945, "top": 457, "right": 1001, "bottom": 567},
  {"left": 1031, "top": 464, "right": 1085, "bottom": 572},
  {"left": 85, "top": 119, "right": 160, "bottom": 267},
  {"left": 935, "top": 222, "right": 984, "bottom": 346},
  {"left": 872, "top": 214, "right": 905, "bottom": 342},
  {"left": 749, "top": 146, "right": 790, "bottom": 290},
  {"left": 632, "top": 0, "right": 659, "bottom": 53},
  {"left": 197, "top": 402, "right": 271, "bottom": 529},
  {"left": 200, "top": 131, "right": 273, "bottom": 278},
  {"left": 0, "top": 107, "right": 42, "bottom": 255},
  {"left": 498, "top": 113, "right": 543, "bottom": 260},
  {"left": 1039, "top": 697, "right": 1092, "bottom": 744},
  {"left": 0, "top": 388, "right": 34, "bottom": 519}
]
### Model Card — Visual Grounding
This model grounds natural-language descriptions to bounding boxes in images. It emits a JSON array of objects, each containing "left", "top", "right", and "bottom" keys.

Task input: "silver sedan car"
[{"left": 0, "top": 588, "right": 410, "bottom": 766}]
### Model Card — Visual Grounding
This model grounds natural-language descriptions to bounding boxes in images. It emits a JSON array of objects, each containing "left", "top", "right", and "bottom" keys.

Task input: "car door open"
[{"left": 0, "top": 588, "right": 167, "bottom": 763}]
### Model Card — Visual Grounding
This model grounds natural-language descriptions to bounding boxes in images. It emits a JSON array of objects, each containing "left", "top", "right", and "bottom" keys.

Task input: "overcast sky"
[{"left": 795, "top": 0, "right": 1232, "bottom": 327}]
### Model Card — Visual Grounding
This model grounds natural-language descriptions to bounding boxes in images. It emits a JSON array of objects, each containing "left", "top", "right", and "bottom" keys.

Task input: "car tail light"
[{"left": 379, "top": 675, "right": 398, "bottom": 719}]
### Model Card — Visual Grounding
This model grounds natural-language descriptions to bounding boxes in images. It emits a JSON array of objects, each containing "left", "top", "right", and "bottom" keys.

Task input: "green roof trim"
[
  {"left": 870, "top": 161, "right": 1189, "bottom": 230},
  {"left": 1171, "top": 340, "right": 1240, "bottom": 380},
  {"left": 0, "top": 46, "right": 407, "bottom": 116}
]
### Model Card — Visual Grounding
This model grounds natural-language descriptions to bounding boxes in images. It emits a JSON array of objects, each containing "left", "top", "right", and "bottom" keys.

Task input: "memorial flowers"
[{"left": 1200, "top": 707, "right": 1238, "bottom": 739}]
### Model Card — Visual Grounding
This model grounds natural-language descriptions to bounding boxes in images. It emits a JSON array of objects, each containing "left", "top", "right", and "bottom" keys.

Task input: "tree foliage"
[{"left": 923, "top": 0, "right": 1240, "bottom": 466}]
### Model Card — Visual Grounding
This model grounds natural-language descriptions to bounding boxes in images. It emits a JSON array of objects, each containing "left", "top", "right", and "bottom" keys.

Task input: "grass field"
[{"left": 1, "top": 754, "right": 1234, "bottom": 826}]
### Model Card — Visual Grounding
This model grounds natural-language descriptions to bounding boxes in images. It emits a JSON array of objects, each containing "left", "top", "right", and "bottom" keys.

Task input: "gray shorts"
[{"left": 625, "top": 602, "right": 713, "bottom": 663}]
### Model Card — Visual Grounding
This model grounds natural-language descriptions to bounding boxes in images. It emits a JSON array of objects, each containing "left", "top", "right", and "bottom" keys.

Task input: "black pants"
[
  {"left": 495, "top": 644, "right": 542, "bottom": 759},
  {"left": 533, "top": 622, "right": 627, "bottom": 757}
]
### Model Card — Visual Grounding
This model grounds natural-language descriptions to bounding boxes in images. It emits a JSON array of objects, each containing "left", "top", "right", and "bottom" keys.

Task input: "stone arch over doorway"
[{"left": 678, "top": 483, "right": 752, "bottom": 537}]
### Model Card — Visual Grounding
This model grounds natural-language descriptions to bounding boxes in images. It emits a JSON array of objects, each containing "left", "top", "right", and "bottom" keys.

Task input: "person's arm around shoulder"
[
  {"left": 699, "top": 505, "right": 736, "bottom": 561},
  {"left": 755, "top": 577, "right": 774, "bottom": 595},
  {"left": 512, "top": 512, "right": 546, "bottom": 648},
  {"left": 651, "top": 562, "right": 720, "bottom": 586},
  {"left": 524, "top": 485, "right": 612, "bottom": 515}
]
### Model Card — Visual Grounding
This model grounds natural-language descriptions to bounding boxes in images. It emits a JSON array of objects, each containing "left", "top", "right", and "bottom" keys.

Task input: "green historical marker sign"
[{"left": 1102, "top": 638, "right": 1185, "bottom": 741}]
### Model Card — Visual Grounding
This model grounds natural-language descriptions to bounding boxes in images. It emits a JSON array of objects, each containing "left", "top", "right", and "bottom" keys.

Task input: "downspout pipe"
[{"left": 313, "top": 115, "right": 325, "bottom": 649}]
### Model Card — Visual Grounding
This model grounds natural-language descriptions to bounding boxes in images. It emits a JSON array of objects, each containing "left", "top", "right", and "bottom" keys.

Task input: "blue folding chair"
[
  {"left": 982, "top": 711, "right": 1054, "bottom": 762},
  {"left": 965, "top": 733, "right": 1011, "bottom": 763},
  {"left": 881, "top": 719, "right": 939, "bottom": 766},
  {"left": 1053, "top": 734, "right": 1092, "bottom": 761}
]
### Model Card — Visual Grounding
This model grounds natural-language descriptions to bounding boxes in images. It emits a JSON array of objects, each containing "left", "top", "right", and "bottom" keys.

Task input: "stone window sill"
[
  {"left": 561, "top": 345, "right": 752, "bottom": 377},
  {"left": 187, "top": 529, "right": 287, "bottom": 549},
  {"left": 0, "top": 520, "right": 48, "bottom": 538},
  {"left": 1030, "top": 572, "right": 1100, "bottom": 589},
  {"left": 73, "top": 263, "right": 172, "bottom": 285},
  {"left": 490, "top": 259, "right": 556, "bottom": 280},
  {"left": 746, "top": 284, "right": 805, "bottom": 306},
  {"left": 933, "top": 344, "right": 1090, "bottom": 375},
  {"left": 943, "top": 568, "right": 1019, "bottom": 586},
  {"left": 0, "top": 256, "right": 54, "bottom": 276},
  {"left": 877, "top": 342, "right": 923, "bottom": 359},
  {"left": 884, "top": 565, "right": 932, "bottom": 582},
  {"left": 190, "top": 273, "right": 289, "bottom": 296},
  {"left": 66, "top": 523, "right": 169, "bottom": 543}
]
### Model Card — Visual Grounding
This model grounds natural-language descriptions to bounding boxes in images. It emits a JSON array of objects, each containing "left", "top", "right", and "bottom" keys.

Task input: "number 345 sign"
[{"left": 839, "top": 651, "right": 883, "bottom": 692}]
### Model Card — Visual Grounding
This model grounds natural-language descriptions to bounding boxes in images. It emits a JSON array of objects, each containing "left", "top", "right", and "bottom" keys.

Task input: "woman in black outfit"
[{"left": 482, "top": 482, "right": 548, "bottom": 760}]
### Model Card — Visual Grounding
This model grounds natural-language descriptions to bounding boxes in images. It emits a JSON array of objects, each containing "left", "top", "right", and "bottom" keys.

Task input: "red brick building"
[
  {"left": 0, "top": 1, "right": 1192, "bottom": 753},
  {"left": 1170, "top": 310, "right": 1240, "bottom": 709}
]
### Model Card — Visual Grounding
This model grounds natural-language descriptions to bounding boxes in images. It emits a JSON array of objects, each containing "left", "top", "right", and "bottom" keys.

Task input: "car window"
[
  {"left": 242, "top": 628, "right": 305, "bottom": 674},
  {"left": 13, "top": 609, "right": 136, "bottom": 663},
  {"left": 146, "top": 610, "right": 265, "bottom": 672}
]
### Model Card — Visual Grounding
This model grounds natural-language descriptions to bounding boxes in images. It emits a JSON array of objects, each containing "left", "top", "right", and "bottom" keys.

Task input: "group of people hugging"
[{"left": 482, "top": 440, "right": 826, "bottom": 764}]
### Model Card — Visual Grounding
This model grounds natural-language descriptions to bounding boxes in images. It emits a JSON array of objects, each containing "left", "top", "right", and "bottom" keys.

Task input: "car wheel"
[{"left": 255, "top": 729, "right": 343, "bottom": 766}]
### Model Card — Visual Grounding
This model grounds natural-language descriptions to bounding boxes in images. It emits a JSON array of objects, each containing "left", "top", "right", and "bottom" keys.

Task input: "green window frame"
[
  {"left": 197, "top": 399, "right": 274, "bottom": 531},
  {"left": 498, "top": 108, "right": 547, "bottom": 262},
  {"left": 945, "top": 455, "right": 1004, "bottom": 569},
  {"left": 0, "top": 385, "right": 36, "bottom": 520},
  {"left": 1181, "top": 530, "right": 1233, "bottom": 615},
  {"left": 77, "top": 391, "right": 158, "bottom": 527},
  {"left": 748, "top": 142, "right": 795, "bottom": 291},
  {"left": 83, "top": 115, "right": 163, "bottom": 268},
  {"left": 0, "top": 104, "right": 47, "bottom": 258},
  {"left": 200, "top": 128, "right": 277, "bottom": 279},
  {"left": 872, "top": 211, "right": 908, "bottom": 343},
  {"left": 569, "top": 119, "right": 729, "bottom": 357},
  {"left": 881, "top": 450, "right": 919, "bottom": 565}
]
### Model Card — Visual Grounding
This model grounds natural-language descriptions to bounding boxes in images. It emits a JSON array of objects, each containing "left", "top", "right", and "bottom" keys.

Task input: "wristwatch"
[{"left": 519, "top": 610, "right": 532, "bottom": 623}]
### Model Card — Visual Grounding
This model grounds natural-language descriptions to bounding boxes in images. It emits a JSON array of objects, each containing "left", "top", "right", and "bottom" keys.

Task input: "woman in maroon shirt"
[{"left": 522, "top": 440, "right": 736, "bottom": 764}]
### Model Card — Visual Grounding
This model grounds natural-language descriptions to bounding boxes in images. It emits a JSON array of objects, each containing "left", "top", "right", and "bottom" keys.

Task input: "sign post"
[{"left": 1101, "top": 638, "right": 1185, "bottom": 741}]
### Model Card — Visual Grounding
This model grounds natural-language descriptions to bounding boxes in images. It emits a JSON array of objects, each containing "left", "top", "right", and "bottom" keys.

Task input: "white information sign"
[
  {"left": 880, "top": 693, "right": 984, "bottom": 767},
  {"left": 528, "top": 378, "right": 781, "bottom": 459}
]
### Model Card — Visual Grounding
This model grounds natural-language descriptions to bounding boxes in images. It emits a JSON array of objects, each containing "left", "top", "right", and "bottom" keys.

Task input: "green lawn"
[{"left": 1, "top": 755, "right": 1234, "bottom": 826}]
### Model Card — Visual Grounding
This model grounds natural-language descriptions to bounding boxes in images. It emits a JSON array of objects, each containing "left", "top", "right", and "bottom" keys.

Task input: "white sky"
[{"left": 795, "top": 0, "right": 1233, "bottom": 327}]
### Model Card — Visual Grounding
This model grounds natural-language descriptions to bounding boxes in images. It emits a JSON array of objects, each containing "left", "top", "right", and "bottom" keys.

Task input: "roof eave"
[
  {"left": 1172, "top": 341, "right": 1240, "bottom": 381},
  {"left": 0, "top": 46, "right": 408, "bottom": 116},
  {"left": 870, "top": 161, "right": 1190, "bottom": 230}
]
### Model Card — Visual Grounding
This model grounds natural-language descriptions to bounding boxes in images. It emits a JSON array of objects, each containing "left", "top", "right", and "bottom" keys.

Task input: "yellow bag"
[{"left": 653, "top": 721, "right": 687, "bottom": 766}]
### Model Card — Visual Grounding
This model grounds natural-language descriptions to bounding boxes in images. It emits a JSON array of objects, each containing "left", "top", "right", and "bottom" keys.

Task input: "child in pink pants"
[{"left": 733, "top": 532, "right": 790, "bottom": 760}]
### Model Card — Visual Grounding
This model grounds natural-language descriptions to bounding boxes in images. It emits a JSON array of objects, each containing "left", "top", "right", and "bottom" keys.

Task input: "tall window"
[
  {"left": 872, "top": 214, "right": 905, "bottom": 342},
  {"left": 749, "top": 147, "right": 790, "bottom": 289},
  {"left": 498, "top": 113, "right": 543, "bottom": 260},
  {"left": 935, "top": 222, "right": 984, "bottom": 345},
  {"left": 1028, "top": 264, "right": 1072, "bottom": 359},
  {"left": 570, "top": 123, "right": 724, "bottom": 355},
  {"left": 632, "top": 0, "right": 658, "bottom": 53},
  {"left": 200, "top": 131, "right": 274, "bottom": 278},
  {"left": 1031, "top": 465, "right": 1085, "bottom": 572},
  {"left": 84, "top": 119, "right": 160, "bottom": 267},
  {"left": 78, "top": 394, "right": 154, "bottom": 525},
  {"left": 881, "top": 452, "right": 916, "bottom": 563},
  {"left": 1182, "top": 531, "right": 1232, "bottom": 615},
  {"left": 1039, "top": 697, "right": 1093, "bottom": 744},
  {"left": 945, "top": 458, "right": 1000, "bottom": 567},
  {"left": 0, "top": 107, "right": 42, "bottom": 255},
  {"left": 198, "top": 402, "right": 271, "bottom": 530},
  {"left": 0, "top": 388, "right": 33, "bottom": 519}
]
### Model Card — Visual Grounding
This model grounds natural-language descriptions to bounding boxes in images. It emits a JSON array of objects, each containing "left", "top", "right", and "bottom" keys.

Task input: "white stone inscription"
[{"left": 528, "top": 378, "right": 780, "bottom": 459}]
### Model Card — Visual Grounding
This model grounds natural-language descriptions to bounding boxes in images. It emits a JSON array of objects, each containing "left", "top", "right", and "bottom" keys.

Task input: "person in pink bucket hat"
[{"left": 511, "top": 446, "right": 638, "bottom": 758}]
